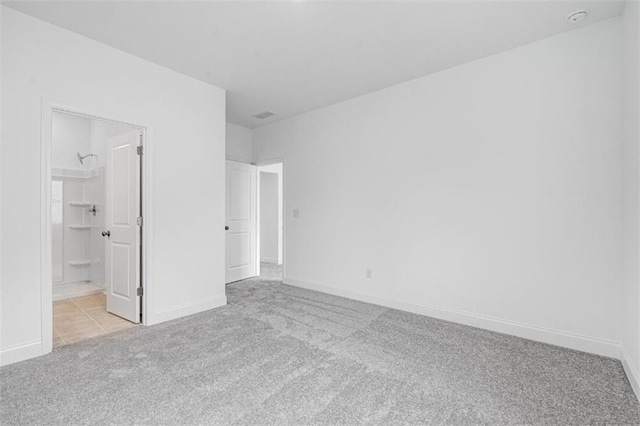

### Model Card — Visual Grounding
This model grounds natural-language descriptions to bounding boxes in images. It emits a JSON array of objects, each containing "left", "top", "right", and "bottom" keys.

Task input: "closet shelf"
[
  {"left": 68, "top": 201, "right": 92, "bottom": 208},
  {"left": 68, "top": 224, "right": 91, "bottom": 230},
  {"left": 68, "top": 260, "right": 91, "bottom": 267}
]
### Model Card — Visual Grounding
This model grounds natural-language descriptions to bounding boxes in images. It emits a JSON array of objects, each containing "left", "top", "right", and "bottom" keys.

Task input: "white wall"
[
  {"left": 1, "top": 7, "right": 227, "bottom": 365},
  {"left": 260, "top": 172, "right": 279, "bottom": 263},
  {"left": 258, "top": 163, "right": 283, "bottom": 266},
  {"left": 52, "top": 112, "right": 92, "bottom": 170},
  {"left": 622, "top": 1, "right": 640, "bottom": 397},
  {"left": 226, "top": 122, "right": 253, "bottom": 163},
  {"left": 51, "top": 112, "right": 93, "bottom": 286},
  {"left": 53, "top": 174, "right": 89, "bottom": 285},
  {"left": 253, "top": 19, "right": 623, "bottom": 358}
]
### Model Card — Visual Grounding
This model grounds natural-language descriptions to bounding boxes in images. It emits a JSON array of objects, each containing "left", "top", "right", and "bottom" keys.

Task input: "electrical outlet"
[
  {"left": 293, "top": 208, "right": 299, "bottom": 218},
  {"left": 366, "top": 268, "right": 373, "bottom": 279}
]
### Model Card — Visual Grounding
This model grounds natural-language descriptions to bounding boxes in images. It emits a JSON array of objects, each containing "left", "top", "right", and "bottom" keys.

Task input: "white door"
[
  {"left": 226, "top": 160, "right": 257, "bottom": 283},
  {"left": 105, "top": 130, "right": 141, "bottom": 323}
]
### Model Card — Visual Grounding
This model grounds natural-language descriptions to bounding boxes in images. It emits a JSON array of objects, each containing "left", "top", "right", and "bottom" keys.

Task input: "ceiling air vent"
[{"left": 253, "top": 111, "right": 276, "bottom": 120}]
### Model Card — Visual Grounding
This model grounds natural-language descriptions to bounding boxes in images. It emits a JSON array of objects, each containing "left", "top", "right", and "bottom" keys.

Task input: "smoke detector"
[
  {"left": 253, "top": 111, "right": 276, "bottom": 120},
  {"left": 567, "top": 10, "right": 588, "bottom": 24}
]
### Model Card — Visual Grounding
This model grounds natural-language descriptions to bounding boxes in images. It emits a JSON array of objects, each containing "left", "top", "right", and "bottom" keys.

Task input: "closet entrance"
[{"left": 50, "top": 110, "right": 143, "bottom": 347}]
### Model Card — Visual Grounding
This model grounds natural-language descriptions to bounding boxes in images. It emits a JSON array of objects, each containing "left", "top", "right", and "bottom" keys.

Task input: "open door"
[
  {"left": 104, "top": 130, "right": 141, "bottom": 323},
  {"left": 226, "top": 160, "right": 257, "bottom": 283}
]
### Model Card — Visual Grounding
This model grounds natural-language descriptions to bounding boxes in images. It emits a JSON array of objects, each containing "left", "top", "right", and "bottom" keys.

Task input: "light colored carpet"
[{"left": 1, "top": 263, "right": 639, "bottom": 424}]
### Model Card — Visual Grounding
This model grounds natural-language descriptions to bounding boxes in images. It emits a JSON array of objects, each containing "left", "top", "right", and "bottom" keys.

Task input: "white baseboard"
[
  {"left": 0, "top": 340, "right": 43, "bottom": 367},
  {"left": 621, "top": 347, "right": 640, "bottom": 402},
  {"left": 52, "top": 287, "right": 103, "bottom": 301},
  {"left": 284, "top": 276, "right": 621, "bottom": 359},
  {"left": 261, "top": 257, "right": 278, "bottom": 264},
  {"left": 148, "top": 294, "right": 227, "bottom": 325}
]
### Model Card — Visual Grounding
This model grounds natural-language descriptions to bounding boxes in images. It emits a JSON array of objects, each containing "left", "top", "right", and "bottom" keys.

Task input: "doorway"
[
  {"left": 48, "top": 110, "right": 144, "bottom": 347},
  {"left": 224, "top": 159, "right": 285, "bottom": 284},
  {"left": 257, "top": 162, "right": 284, "bottom": 280}
]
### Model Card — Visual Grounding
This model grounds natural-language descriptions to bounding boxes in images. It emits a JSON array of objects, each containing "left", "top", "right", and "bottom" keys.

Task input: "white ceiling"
[{"left": 5, "top": 1, "right": 625, "bottom": 128}]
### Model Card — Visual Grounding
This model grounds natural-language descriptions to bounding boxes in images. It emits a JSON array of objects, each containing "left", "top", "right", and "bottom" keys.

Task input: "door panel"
[
  {"left": 226, "top": 160, "right": 256, "bottom": 283},
  {"left": 229, "top": 169, "right": 251, "bottom": 220},
  {"left": 105, "top": 130, "right": 141, "bottom": 323},
  {"left": 111, "top": 243, "right": 131, "bottom": 297},
  {"left": 111, "top": 144, "right": 131, "bottom": 225},
  {"left": 227, "top": 232, "right": 251, "bottom": 267}
]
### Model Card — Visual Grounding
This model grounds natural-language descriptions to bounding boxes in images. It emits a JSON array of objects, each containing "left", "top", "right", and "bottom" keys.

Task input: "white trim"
[
  {"left": 255, "top": 163, "right": 261, "bottom": 277},
  {"left": 256, "top": 164, "right": 284, "bottom": 266},
  {"left": 41, "top": 101, "right": 54, "bottom": 357},
  {"left": 0, "top": 340, "right": 43, "bottom": 367},
  {"left": 284, "top": 276, "right": 621, "bottom": 359},
  {"left": 32, "top": 100, "right": 154, "bottom": 366},
  {"left": 148, "top": 295, "right": 227, "bottom": 325},
  {"left": 622, "top": 347, "right": 640, "bottom": 402},
  {"left": 0, "top": 3, "right": 4, "bottom": 374},
  {"left": 255, "top": 157, "right": 286, "bottom": 280},
  {"left": 52, "top": 281, "right": 103, "bottom": 301},
  {"left": 261, "top": 257, "right": 278, "bottom": 264},
  {"left": 51, "top": 167, "right": 104, "bottom": 179},
  {"left": 141, "top": 126, "right": 155, "bottom": 328}
]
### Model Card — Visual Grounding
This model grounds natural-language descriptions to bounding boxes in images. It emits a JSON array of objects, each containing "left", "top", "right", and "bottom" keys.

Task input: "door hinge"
[
  {"left": 137, "top": 216, "right": 143, "bottom": 226},
  {"left": 137, "top": 146, "right": 143, "bottom": 156},
  {"left": 137, "top": 287, "right": 143, "bottom": 297}
]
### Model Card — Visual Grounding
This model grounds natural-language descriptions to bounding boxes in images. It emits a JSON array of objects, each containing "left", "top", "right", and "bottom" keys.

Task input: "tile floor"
[{"left": 53, "top": 293, "right": 137, "bottom": 348}]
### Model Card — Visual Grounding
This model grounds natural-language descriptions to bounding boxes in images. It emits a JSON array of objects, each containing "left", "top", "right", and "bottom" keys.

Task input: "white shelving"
[
  {"left": 68, "top": 259, "right": 91, "bottom": 267},
  {"left": 68, "top": 201, "right": 92, "bottom": 208},
  {"left": 68, "top": 224, "right": 91, "bottom": 230}
]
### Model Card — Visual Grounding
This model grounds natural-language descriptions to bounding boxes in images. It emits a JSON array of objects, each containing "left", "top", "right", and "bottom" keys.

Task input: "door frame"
[
  {"left": 40, "top": 100, "right": 153, "bottom": 355},
  {"left": 254, "top": 157, "right": 286, "bottom": 280}
]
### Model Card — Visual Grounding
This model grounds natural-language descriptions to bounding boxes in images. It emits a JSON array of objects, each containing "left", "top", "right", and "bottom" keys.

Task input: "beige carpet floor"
[{"left": 1, "top": 263, "right": 638, "bottom": 424}]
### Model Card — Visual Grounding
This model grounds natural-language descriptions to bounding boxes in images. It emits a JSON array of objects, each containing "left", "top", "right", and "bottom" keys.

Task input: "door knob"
[
  {"left": 101, "top": 230, "right": 110, "bottom": 237},
  {"left": 225, "top": 226, "right": 229, "bottom": 231}
]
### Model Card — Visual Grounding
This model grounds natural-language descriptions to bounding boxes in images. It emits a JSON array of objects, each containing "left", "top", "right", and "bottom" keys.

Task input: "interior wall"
[
  {"left": 258, "top": 163, "right": 283, "bottom": 265},
  {"left": 53, "top": 175, "right": 89, "bottom": 286},
  {"left": 1, "top": 7, "right": 227, "bottom": 365},
  {"left": 253, "top": 18, "right": 623, "bottom": 357},
  {"left": 52, "top": 112, "right": 92, "bottom": 170},
  {"left": 51, "top": 112, "right": 93, "bottom": 287},
  {"left": 226, "top": 122, "right": 253, "bottom": 163},
  {"left": 622, "top": 0, "right": 640, "bottom": 396},
  {"left": 260, "top": 172, "right": 279, "bottom": 264}
]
